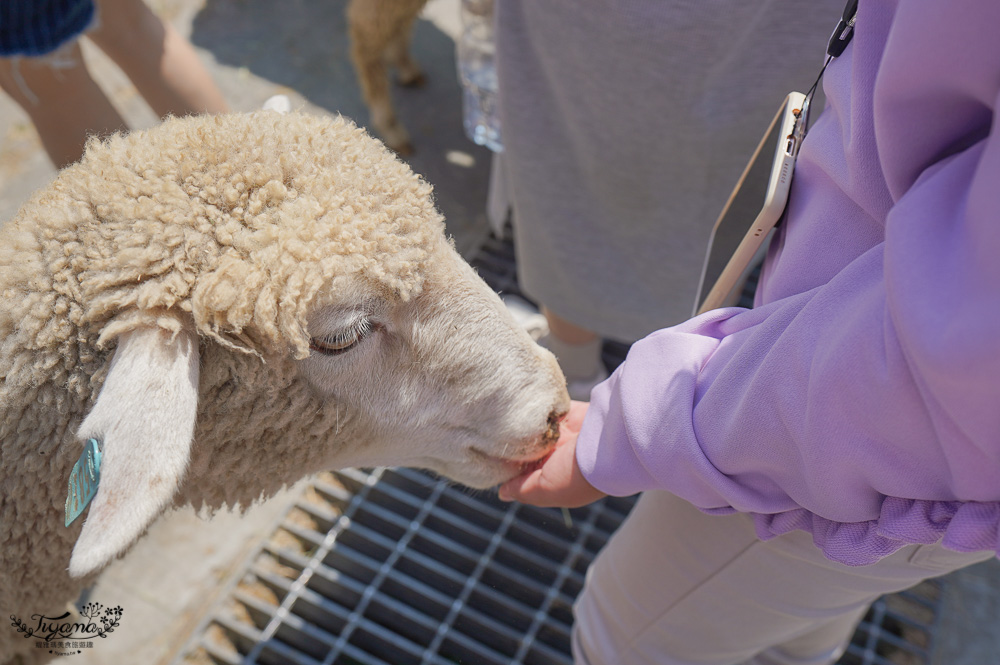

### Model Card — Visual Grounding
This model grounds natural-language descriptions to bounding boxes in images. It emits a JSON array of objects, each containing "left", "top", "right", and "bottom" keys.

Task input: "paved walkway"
[{"left": 0, "top": 0, "right": 490, "bottom": 254}]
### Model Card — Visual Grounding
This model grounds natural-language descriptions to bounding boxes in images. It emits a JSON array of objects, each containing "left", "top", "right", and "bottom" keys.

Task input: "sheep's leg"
[
  {"left": 347, "top": 0, "right": 413, "bottom": 154},
  {"left": 356, "top": 51, "right": 413, "bottom": 155},
  {"left": 386, "top": 7, "right": 426, "bottom": 88}
]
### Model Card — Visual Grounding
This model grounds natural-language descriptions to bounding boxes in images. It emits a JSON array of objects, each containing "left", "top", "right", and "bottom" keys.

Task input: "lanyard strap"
[
  {"left": 802, "top": 0, "right": 860, "bottom": 128},
  {"left": 828, "top": 0, "right": 859, "bottom": 57}
]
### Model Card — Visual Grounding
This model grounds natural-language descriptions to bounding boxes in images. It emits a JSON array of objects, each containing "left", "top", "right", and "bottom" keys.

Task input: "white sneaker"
[
  {"left": 534, "top": 333, "right": 610, "bottom": 400},
  {"left": 262, "top": 94, "right": 291, "bottom": 114},
  {"left": 501, "top": 293, "right": 609, "bottom": 398},
  {"left": 502, "top": 293, "right": 549, "bottom": 341}
]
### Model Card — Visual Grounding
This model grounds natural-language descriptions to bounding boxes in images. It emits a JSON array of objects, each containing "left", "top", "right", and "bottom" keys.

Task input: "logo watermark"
[{"left": 10, "top": 602, "right": 123, "bottom": 657}]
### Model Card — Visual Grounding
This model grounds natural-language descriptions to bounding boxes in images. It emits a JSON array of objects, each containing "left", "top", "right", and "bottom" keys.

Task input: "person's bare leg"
[
  {"left": 0, "top": 44, "right": 127, "bottom": 169},
  {"left": 541, "top": 306, "right": 605, "bottom": 399},
  {"left": 88, "top": 0, "right": 227, "bottom": 117},
  {"left": 543, "top": 306, "right": 599, "bottom": 345}
]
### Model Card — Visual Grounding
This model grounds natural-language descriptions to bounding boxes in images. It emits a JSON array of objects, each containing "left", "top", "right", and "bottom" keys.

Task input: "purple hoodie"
[{"left": 575, "top": 0, "right": 1000, "bottom": 566}]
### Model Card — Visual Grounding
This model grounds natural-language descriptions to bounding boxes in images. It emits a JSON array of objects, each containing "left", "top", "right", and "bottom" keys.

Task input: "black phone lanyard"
[
  {"left": 803, "top": 0, "right": 859, "bottom": 126},
  {"left": 828, "top": 0, "right": 859, "bottom": 57}
]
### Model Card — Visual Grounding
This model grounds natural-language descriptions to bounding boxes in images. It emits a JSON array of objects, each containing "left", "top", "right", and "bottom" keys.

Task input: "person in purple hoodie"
[{"left": 499, "top": 1, "right": 1000, "bottom": 664}]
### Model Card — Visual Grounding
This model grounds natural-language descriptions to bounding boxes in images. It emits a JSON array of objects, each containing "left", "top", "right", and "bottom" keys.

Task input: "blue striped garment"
[{"left": 0, "top": 0, "right": 95, "bottom": 57}]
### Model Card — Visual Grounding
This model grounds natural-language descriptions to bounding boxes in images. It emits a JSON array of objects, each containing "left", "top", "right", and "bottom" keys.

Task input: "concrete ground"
[
  {"left": 0, "top": 0, "right": 491, "bottom": 254},
  {"left": 1, "top": 1, "right": 997, "bottom": 664}
]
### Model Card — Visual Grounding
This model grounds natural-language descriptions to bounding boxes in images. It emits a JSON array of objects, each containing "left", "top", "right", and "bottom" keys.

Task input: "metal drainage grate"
[
  {"left": 843, "top": 584, "right": 943, "bottom": 665},
  {"left": 174, "top": 467, "right": 943, "bottom": 665},
  {"left": 176, "top": 467, "right": 635, "bottom": 665}
]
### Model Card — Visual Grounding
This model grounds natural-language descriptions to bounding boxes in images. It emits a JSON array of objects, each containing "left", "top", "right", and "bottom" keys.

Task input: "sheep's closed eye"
[{"left": 309, "top": 319, "right": 375, "bottom": 356}]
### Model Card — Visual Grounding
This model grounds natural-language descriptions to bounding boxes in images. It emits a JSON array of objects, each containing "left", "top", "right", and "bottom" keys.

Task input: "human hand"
[{"left": 498, "top": 400, "right": 607, "bottom": 508}]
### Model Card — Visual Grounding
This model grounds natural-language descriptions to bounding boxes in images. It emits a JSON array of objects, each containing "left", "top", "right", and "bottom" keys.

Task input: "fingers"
[
  {"left": 498, "top": 435, "right": 606, "bottom": 508},
  {"left": 497, "top": 399, "right": 604, "bottom": 508},
  {"left": 497, "top": 466, "right": 542, "bottom": 503},
  {"left": 563, "top": 399, "right": 589, "bottom": 433}
]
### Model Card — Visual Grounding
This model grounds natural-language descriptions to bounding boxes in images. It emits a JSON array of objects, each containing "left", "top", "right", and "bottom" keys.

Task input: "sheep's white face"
[
  {"left": 68, "top": 239, "right": 570, "bottom": 579},
  {"left": 298, "top": 238, "right": 571, "bottom": 489},
  {"left": 60, "top": 111, "right": 574, "bottom": 581}
]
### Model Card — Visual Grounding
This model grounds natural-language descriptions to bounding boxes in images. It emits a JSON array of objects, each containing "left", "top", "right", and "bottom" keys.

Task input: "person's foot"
[
  {"left": 502, "top": 294, "right": 549, "bottom": 341},
  {"left": 501, "top": 294, "right": 609, "bottom": 399},
  {"left": 262, "top": 94, "right": 291, "bottom": 113}
]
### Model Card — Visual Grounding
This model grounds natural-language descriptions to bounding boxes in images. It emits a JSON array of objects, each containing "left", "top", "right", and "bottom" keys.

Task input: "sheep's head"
[
  {"left": 38, "top": 112, "right": 570, "bottom": 577},
  {"left": 294, "top": 238, "right": 570, "bottom": 488}
]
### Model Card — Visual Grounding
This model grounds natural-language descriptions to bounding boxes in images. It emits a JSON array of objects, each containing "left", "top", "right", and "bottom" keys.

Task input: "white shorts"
[{"left": 573, "top": 490, "right": 993, "bottom": 665}]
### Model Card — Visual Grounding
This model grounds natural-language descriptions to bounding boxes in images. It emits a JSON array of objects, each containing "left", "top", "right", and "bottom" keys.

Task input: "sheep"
[
  {"left": 348, "top": 0, "right": 430, "bottom": 154},
  {"left": 0, "top": 110, "right": 569, "bottom": 665}
]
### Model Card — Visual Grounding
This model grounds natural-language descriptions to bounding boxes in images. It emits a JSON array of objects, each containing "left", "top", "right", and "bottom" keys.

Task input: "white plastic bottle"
[{"left": 456, "top": 0, "right": 502, "bottom": 152}]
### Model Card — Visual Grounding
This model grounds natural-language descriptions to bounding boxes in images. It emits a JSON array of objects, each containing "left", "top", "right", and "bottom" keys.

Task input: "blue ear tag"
[{"left": 65, "top": 438, "right": 103, "bottom": 527}]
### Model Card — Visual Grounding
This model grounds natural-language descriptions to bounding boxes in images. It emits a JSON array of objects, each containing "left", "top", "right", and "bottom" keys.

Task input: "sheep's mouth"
[
  {"left": 467, "top": 410, "right": 565, "bottom": 477},
  {"left": 515, "top": 450, "right": 554, "bottom": 475},
  {"left": 468, "top": 444, "right": 554, "bottom": 473}
]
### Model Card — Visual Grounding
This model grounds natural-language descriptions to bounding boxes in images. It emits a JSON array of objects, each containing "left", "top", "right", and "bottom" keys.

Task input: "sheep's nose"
[{"left": 544, "top": 408, "right": 568, "bottom": 444}]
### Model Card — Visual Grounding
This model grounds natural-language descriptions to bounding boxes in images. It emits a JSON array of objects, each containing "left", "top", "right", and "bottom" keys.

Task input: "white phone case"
[{"left": 694, "top": 92, "right": 808, "bottom": 316}]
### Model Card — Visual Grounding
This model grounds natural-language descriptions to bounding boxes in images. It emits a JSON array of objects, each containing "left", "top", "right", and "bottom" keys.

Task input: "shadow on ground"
[{"left": 189, "top": 0, "right": 492, "bottom": 253}]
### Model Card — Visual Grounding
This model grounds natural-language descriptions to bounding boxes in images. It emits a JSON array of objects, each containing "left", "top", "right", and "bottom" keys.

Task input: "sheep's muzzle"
[{"left": 544, "top": 410, "right": 566, "bottom": 444}]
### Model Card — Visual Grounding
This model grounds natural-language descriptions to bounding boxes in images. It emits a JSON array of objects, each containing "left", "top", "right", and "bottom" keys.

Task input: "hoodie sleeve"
[{"left": 575, "top": 0, "right": 1000, "bottom": 535}]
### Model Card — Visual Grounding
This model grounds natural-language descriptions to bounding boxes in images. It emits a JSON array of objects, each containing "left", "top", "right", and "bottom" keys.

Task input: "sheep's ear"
[{"left": 68, "top": 326, "right": 200, "bottom": 578}]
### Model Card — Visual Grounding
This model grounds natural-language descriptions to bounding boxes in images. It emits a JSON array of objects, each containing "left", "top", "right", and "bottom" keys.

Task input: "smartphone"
[{"left": 693, "top": 92, "right": 809, "bottom": 316}]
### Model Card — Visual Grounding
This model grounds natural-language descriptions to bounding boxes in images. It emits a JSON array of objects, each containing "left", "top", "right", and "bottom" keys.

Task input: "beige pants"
[{"left": 573, "top": 491, "right": 994, "bottom": 665}]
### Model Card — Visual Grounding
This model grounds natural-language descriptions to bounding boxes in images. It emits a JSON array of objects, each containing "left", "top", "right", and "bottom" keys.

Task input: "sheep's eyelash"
[{"left": 310, "top": 318, "right": 375, "bottom": 356}]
